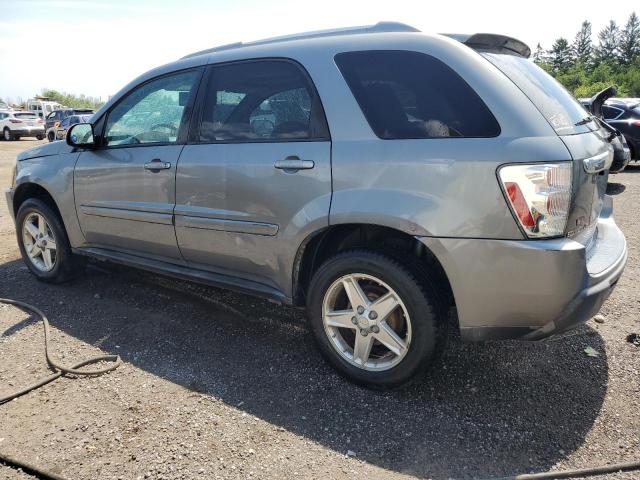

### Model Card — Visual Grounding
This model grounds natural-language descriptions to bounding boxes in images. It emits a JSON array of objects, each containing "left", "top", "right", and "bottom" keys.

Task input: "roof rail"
[
  {"left": 181, "top": 21, "right": 420, "bottom": 59},
  {"left": 443, "top": 33, "right": 531, "bottom": 58}
]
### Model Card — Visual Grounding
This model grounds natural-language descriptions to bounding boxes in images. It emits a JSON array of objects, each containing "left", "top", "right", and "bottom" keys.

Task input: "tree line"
[
  {"left": 534, "top": 12, "right": 640, "bottom": 98},
  {"left": 40, "top": 89, "right": 105, "bottom": 110}
]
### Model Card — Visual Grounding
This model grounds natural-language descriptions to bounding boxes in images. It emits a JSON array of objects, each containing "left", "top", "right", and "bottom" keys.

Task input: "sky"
[{"left": 0, "top": 0, "right": 638, "bottom": 102}]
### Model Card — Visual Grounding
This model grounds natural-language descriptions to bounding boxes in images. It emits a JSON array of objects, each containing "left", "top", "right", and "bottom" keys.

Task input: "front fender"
[{"left": 14, "top": 153, "right": 86, "bottom": 247}]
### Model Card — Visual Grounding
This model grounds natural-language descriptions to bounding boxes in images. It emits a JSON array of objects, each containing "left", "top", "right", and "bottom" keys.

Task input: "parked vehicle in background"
[
  {"left": 599, "top": 99, "right": 639, "bottom": 163},
  {"left": 0, "top": 111, "right": 44, "bottom": 140},
  {"left": 26, "top": 97, "right": 63, "bottom": 119},
  {"left": 580, "top": 90, "right": 632, "bottom": 173},
  {"left": 45, "top": 108, "right": 94, "bottom": 135},
  {"left": 46, "top": 114, "right": 92, "bottom": 141},
  {"left": 6, "top": 23, "right": 627, "bottom": 388}
]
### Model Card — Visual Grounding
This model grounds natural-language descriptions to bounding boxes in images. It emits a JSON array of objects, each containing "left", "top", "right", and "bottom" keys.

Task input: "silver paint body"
[{"left": 5, "top": 30, "right": 627, "bottom": 339}]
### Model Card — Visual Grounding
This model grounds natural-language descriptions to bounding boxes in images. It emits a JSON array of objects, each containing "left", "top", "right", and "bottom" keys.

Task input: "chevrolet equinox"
[{"left": 5, "top": 23, "right": 627, "bottom": 388}]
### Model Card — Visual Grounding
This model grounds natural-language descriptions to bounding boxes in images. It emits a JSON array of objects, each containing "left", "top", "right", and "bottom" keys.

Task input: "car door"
[
  {"left": 74, "top": 68, "right": 201, "bottom": 260},
  {"left": 175, "top": 59, "right": 331, "bottom": 293}
]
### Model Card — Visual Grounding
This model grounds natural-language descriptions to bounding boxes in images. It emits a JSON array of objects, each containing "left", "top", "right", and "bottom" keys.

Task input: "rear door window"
[
  {"left": 335, "top": 50, "right": 500, "bottom": 139},
  {"left": 198, "top": 59, "right": 329, "bottom": 142}
]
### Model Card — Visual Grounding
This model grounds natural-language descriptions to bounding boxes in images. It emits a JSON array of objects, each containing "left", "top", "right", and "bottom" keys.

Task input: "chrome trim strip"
[
  {"left": 79, "top": 205, "right": 173, "bottom": 225},
  {"left": 175, "top": 215, "right": 279, "bottom": 236}
]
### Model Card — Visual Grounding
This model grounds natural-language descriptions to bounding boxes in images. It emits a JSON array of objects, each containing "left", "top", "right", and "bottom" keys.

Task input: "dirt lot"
[{"left": 0, "top": 138, "right": 638, "bottom": 480}]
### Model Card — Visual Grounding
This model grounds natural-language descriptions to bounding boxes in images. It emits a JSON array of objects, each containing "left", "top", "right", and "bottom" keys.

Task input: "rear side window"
[
  {"left": 482, "top": 53, "right": 593, "bottom": 136},
  {"left": 335, "top": 50, "right": 500, "bottom": 139},
  {"left": 198, "top": 59, "right": 329, "bottom": 142},
  {"left": 602, "top": 106, "right": 623, "bottom": 120}
]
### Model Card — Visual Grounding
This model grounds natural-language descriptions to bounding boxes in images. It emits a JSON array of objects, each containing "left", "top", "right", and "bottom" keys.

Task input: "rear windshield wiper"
[{"left": 574, "top": 116, "right": 595, "bottom": 126}]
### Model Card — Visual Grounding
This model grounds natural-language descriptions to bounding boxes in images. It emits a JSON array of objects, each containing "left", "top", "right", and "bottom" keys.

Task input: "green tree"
[
  {"left": 532, "top": 43, "right": 547, "bottom": 64},
  {"left": 573, "top": 21, "right": 593, "bottom": 66},
  {"left": 620, "top": 12, "right": 640, "bottom": 64},
  {"left": 548, "top": 38, "right": 573, "bottom": 73},
  {"left": 595, "top": 20, "right": 621, "bottom": 64}
]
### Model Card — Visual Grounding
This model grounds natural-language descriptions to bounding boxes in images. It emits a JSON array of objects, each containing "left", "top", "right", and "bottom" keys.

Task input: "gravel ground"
[{"left": 0, "top": 138, "right": 638, "bottom": 480}]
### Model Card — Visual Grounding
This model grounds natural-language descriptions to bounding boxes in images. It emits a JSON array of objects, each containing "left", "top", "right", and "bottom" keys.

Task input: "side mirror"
[{"left": 66, "top": 123, "right": 95, "bottom": 148}]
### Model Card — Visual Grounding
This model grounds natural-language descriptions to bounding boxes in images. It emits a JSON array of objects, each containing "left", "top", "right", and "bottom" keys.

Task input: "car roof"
[{"left": 181, "top": 22, "right": 531, "bottom": 61}]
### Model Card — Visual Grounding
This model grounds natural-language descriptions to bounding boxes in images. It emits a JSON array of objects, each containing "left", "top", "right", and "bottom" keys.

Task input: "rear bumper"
[
  {"left": 10, "top": 127, "right": 45, "bottom": 137},
  {"left": 420, "top": 195, "right": 626, "bottom": 341}
]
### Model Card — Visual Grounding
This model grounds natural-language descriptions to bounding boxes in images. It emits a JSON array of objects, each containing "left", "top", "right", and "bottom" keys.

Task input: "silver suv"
[{"left": 5, "top": 23, "right": 627, "bottom": 388}]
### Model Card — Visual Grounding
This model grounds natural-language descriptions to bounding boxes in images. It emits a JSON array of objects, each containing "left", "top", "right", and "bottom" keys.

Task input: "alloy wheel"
[
  {"left": 22, "top": 212, "right": 57, "bottom": 272},
  {"left": 322, "top": 273, "right": 412, "bottom": 371}
]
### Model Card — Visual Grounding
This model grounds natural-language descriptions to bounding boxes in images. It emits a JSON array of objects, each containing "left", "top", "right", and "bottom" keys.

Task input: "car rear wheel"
[
  {"left": 47, "top": 131, "right": 55, "bottom": 142},
  {"left": 36, "top": 134, "right": 44, "bottom": 141},
  {"left": 307, "top": 250, "right": 442, "bottom": 389},
  {"left": 16, "top": 198, "right": 85, "bottom": 283}
]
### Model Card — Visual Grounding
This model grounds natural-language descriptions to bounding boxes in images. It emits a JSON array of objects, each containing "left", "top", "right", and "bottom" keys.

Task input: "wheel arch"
[
  {"left": 13, "top": 182, "right": 63, "bottom": 223},
  {"left": 292, "top": 223, "right": 457, "bottom": 327}
]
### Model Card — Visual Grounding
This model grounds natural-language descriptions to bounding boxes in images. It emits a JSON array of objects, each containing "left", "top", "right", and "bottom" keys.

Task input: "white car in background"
[{"left": 0, "top": 111, "right": 45, "bottom": 141}]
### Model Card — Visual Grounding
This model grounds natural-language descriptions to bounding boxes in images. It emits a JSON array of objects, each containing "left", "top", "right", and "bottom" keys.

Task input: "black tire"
[
  {"left": 3, "top": 127, "right": 13, "bottom": 141},
  {"left": 307, "top": 250, "right": 443, "bottom": 389},
  {"left": 36, "top": 134, "right": 44, "bottom": 141},
  {"left": 16, "top": 198, "right": 85, "bottom": 283},
  {"left": 47, "top": 131, "right": 55, "bottom": 142}
]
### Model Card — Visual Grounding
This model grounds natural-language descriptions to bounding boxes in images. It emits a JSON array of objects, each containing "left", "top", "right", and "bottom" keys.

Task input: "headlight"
[{"left": 498, "top": 162, "right": 572, "bottom": 238}]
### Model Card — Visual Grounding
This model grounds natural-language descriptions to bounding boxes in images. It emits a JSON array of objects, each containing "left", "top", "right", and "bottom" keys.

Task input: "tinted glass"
[
  {"left": 482, "top": 53, "right": 593, "bottom": 135},
  {"left": 199, "top": 60, "right": 328, "bottom": 142},
  {"left": 61, "top": 117, "right": 71, "bottom": 127},
  {"left": 602, "top": 105, "right": 622, "bottom": 120},
  {"left": 14, "top": 113, "right": 38, "bottom": 119},
  {"left": 335, "top": 50, "right": 500, "bottom": 139},
  {"left": 105, "top": 70, "right": 199, "bottom": 146}
]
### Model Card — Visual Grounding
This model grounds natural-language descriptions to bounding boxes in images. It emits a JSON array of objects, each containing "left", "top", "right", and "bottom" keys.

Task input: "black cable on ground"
[
  {"left": 1, "top": 299, "right": 640, "bottom": 480},
  {"left": 0, "top": 297, "right": 121, "bottom": 479},
  {"left": 491, "top": 458, "right": 640, "bottom": 479}
]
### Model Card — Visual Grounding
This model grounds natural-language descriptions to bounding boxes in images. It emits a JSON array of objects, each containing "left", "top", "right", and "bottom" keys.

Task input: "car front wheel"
[
  {"left": 307, "top": 250, "right": 442, "bottom": 389},
  {"left": 16, "top": 198, "right": 85, "bottom": 283},
  {"left": 3, "top": 128, "right": 13, "bottom": 141}
]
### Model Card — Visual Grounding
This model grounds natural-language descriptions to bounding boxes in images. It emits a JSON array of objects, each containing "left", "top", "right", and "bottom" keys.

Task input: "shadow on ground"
[
  {"left": 607, "top": 182, "right": 626, "bottom": 195},
  {"left": 0, "top": 258, "right": 608, "bottom": 479}
]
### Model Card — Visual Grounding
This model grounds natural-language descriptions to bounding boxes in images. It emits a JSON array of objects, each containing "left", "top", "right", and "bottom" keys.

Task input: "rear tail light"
[
  {"left": 633, "top": 120, "right": 640, "bottom": 128},
  {"left": 9, "top": 119, "right": 22, "bottom": 124},
  {"left": 37, "top": 118, "right": 43, "bottom": 124},
  {"left": 498, "top": 162, "right": 572, "bottom": 238}
]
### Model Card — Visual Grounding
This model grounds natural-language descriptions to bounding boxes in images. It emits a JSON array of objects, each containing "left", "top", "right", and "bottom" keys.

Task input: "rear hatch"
[
  {"left": 13, "top": 112, "right": 41, "bottom": 127},
  {"left": 479, "top": 51, "right": 610, "bottom": 250}
]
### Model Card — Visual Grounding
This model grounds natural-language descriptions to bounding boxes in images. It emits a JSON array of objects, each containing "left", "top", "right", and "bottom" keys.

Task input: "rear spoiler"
[{"left": 443, "top": 33, "right": 531, "bottom": 58}]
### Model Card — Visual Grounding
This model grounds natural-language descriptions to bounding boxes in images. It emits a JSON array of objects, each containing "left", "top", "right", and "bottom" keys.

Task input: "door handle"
[
  {"left": 274, "top": 156, "right": 315, "bottom": 171},
  {"left": 144, "top": 159, "right": 172, "bottom": 171}
]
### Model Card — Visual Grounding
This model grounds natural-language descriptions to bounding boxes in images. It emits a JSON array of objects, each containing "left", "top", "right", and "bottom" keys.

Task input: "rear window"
[
  {"left": 482, "top": 53, "right": 593, "bottom": 135},
  {"left": 14, "top": 113, "right": 38, "bottom": 119},
  {"left": 335, "top": 50, "right": 500, "bottom": 139}
]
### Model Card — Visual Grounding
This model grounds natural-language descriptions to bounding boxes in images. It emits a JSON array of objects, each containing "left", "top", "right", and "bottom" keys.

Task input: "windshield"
[{"left": 482, "top": 53, "right": 594, "bottom": 135}]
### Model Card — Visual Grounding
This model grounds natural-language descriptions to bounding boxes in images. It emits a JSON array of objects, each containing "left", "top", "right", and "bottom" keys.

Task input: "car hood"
[{"left": 17, "top": 140, "right": 75, "bottom": 161}]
